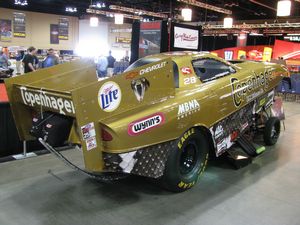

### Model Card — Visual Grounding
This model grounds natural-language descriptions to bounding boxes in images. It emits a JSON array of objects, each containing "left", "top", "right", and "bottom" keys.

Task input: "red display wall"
[{"left": 272, "top": 40, "right": 300, "bottom": 60}]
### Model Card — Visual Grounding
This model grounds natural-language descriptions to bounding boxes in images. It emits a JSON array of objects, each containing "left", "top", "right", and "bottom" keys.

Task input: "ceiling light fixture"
[
  {"left": 14, "top": 0, "right": 28, "bottom": 6},
  {"left": 223, "top": 17, "right": 233, "bottom": 28},
  {"left": 115, "top": 14, "right": 124, "bottom": 25},
  {"left": 181, "top": 8, "right": 192, "bottom": 21},
  {"left": 177, "top": 0, "right": 232, "bottom": 15},
  {"left": 277, "top": 0, "right": 291, "bottom": 17},
  {"left": 90, "top": 17, "right": 99, "bottom": 27},
  {"left": 66, "top": 7, "right": 77, "bottom": 13}
]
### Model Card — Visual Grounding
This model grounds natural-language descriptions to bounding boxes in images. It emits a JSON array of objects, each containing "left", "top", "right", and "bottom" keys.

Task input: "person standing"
[
  {"left": 15, "top": 50, "right": 23, "bottom": 75},
  {"left": 22, "top": 46, "right": 37, "bottom": 73},
  {"left": 96, "top": 54, "right": 108, "bottom": 78},
  {"left": 0, "top": 50, "right": 9, "bottom": 68},
  {"left": 107, "top": 50, "right": 116, "bottom": 77},
  {"left": 42, "top": 48, "right": 60, "bottom": 68}
]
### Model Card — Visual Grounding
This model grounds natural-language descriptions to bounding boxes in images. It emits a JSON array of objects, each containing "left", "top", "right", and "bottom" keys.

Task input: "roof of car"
[{"left": 143, "top": 51, "right": 213, "bottom": 60}]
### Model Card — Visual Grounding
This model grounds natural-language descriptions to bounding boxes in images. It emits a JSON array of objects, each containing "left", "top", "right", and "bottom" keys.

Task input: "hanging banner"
[
  {"left": 174, "top": 26, "right": 198, "bottom": 50},
  {"left": 50, "top": 24, "right": 59, "bottom": 44},
  {"left": 139, "top": 21, "right": 162, "bottom": 58},
  {"left": 0, "top": 19, "right": 12, "bottom": 42},
  {"left": 262, "top": 47, "right": 273, "bottom": 62},
  {"left": 13, "top": 12, "right": 26, "bottom": 38},
  {"left": 58, "top": 17, "right": 69, "bottom": 40}
]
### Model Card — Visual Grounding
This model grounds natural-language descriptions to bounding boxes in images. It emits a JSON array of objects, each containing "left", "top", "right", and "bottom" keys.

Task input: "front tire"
[
  {"left": 263, "top": 117, "right": 281, "bottom": 146},
  {"left": 161, "top": 128, "right": 209, "bottom": 192}
]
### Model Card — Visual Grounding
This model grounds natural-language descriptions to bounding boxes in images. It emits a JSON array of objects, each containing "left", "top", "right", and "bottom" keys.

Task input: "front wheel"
[
  {"left": 161, "top": 128, "right": 209, "bottom": 192},
  {"left": 263, "top": 117, "right": 281, "bottom": 146}
]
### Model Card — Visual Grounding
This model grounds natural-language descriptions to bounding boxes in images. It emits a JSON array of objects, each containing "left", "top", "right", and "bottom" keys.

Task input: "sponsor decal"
[
  {"left": 81, "top": 122, "right": 96, "bottom": 140},
  {"left": 86, "top": 136, "right": 97, "bottom": 151},
  {"left": 139, "top": 61, "right": 167, "bottom": 75},
  {"left": 19, "top": 87, "right": 75, "bottom": 115},
  {"left": 177, "top": 99, "right": 200, "bottom": 119},
  {"left": 181, "top": 67, "right": 192, "bottom": 75},
  {"left": 230, "top": 69, "right": 273, "bottom": 108},
  {"left": 177, "top": 128, "right": 195, "bottom": 149},
  {"left": 131, "top": 77, "right": 150, "bottom": 102},
  {"left": 125, "top": 71, "right": 139, "bottom": 80},
  {"left": 98, "top": 81, "right": 122, "bottom": 112},
  {"left": 214, "top": 125, "right": 224, "bottom": 140},
  {"left": 183, "top": 77, "right": 197, "bottom": 85},
  {"left": 128, "top": 112, "right": 165, "bottom": 136},
  {"left": 175, "top": 33, "right": 197, "bottom": 42}
]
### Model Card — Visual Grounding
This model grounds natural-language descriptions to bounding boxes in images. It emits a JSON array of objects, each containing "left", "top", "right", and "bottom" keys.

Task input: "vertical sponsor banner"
[
  {"left": 174, "top": 26, "right": 199, "bottom": 50},
  {"left": 139, "top": 21, "right": 161, "bottom": 58},
  {"left": 224, "top": 50, "right": 234, "bottom": 60},
  {"left": 50, "top": 24, "right": 59, "bottom": 44},
  {"left": 58, "top": 17, "right": 69, "bottom": 40},
  {"left": 13, "top": 12, "right": 26, "bottom": 38},
  {"left": 262, "top": 47, "right": 273, "bottom": 62},
  {"left": 238, "top": 50, "right": 246, "bottom": 59},
  {"left": 0, "top": 19, "right": 12, "bottom": 42}
]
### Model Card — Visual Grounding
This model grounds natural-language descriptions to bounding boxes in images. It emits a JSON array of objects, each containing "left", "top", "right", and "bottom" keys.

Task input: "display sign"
[
  {"left": 13, "top": 12, "right": 26, "bottom": 38},
  {"left": 0, "top": 19, "right": 12, "bottom": 42},
  {"left": 50, "top": 24, "right": 59, "bottom": 44},
  {"left": 174, "top": 26, "right": 198, "bottom": 50},
  {"left": 238, "top": 50, "right": 246, "bottom": 59},
  {"left": 58, "top": 17, "right": 69, "bottom": 40},
  {"left": 262, "top": 47, "right": 273, "bottom": 62},
  {"left": 224, "top": 50, "right": 233, "bottom": 60},
  {"left": 139, "top": 21, "right": 162, "bottom": 58},
  {"left": 116, "top": 37, "right": 131, "bottom": 44},
  {"left": 284, "top": 36, "right": 300, "bottom": 42}
]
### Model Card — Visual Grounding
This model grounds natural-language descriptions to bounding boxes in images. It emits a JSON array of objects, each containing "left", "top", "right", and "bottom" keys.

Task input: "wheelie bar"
[{"left": 236, "top": 134, "right": 265, "bottom": 157}]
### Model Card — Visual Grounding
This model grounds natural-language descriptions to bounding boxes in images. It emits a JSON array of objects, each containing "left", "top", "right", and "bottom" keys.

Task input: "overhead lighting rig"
[
  {"left": 86, "top": 8, "right": 143, "bottom": 20},
  {"left": 109, "top": 5, "right": 168, "bottom": 19},
  {"left": 177, "top": 0, "right": 232, "bottom": 15},
  {"left": 90, "top": 2, "right": 106, "bottom": 9},
  {"left": 202, "top": 22, "right": 300, "bottom": 35}
]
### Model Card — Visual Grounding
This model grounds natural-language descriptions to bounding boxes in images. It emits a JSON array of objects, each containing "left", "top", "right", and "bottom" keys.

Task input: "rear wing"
[{"left": 5, "top": 57, "right": 174, "bottom": 170}]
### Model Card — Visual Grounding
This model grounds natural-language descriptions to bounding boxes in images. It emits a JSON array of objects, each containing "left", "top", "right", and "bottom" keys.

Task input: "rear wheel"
[
  {"left": 161, "top": 128, "right": 209, "bottom": 192},
  {"left": 263, "top": 117, "right": 281, "bottom": 146}
]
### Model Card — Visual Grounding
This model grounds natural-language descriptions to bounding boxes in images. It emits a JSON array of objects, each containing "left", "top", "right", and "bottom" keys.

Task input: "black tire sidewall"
[
  {"left": 162, "top": 128, "right": 209, "bottom": 192},
  {"left": 263, "top": 117, "right": 281, "bottom": 146}
]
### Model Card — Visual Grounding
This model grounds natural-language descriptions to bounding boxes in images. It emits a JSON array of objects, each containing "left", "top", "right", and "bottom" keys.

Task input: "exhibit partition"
[{"left": 130, "top": 21, "right": 168, "bottom": 63}]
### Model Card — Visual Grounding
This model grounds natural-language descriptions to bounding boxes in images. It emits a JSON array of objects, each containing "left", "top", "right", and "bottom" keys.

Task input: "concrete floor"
[{"left": 0, "top": 102, "right": 300, "bottom": 225}]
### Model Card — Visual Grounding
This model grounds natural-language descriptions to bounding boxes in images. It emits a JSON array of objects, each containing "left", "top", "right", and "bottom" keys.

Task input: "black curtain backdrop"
[
  {"left": 201, "top": 36, "right": 237, "bottom": 51},
  {"left": 170, "top": 22, "right": 201, "bottom": 51},
  {"left": 160, "top": 20, "right": 169, "bottom": 53},
  {"left": 130, "top": 21, "right": 140, "bottom": 64}
]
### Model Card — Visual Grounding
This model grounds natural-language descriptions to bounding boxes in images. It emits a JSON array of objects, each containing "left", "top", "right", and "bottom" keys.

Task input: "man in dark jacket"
[{"left": 107, "top": 51, "right": 115, "bottom": 77}]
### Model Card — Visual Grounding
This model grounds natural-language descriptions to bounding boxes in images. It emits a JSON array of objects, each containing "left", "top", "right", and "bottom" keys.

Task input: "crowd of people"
[
  {"left": 96, "top": 51, "right": 130, "bottom": 79},
  {"left": 1, "top": 46, "right": 129, "bottom": 78},
  {"left": 0, "top": 46, "right": 60, "bottom": 75}
]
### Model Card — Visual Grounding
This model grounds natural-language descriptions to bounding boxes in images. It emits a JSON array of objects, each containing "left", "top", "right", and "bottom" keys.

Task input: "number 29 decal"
[{"left": 184, "top": 77, "right": 197, "bottom": 85}]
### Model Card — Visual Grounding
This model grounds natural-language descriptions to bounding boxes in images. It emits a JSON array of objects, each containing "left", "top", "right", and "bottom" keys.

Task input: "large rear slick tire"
[{"left": 161, "top": 128, "right": 209, "bottom": 192}]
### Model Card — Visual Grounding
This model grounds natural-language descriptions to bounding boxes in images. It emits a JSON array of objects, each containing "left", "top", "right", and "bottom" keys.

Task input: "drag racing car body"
[{"left": 5, "top": 52, "right": 288, "bottom": 192}]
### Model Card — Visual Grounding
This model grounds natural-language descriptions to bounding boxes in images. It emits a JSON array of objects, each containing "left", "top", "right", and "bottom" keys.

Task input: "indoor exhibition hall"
[{"left": 0, "top": 0, "right": 300, "bottom": 225}]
